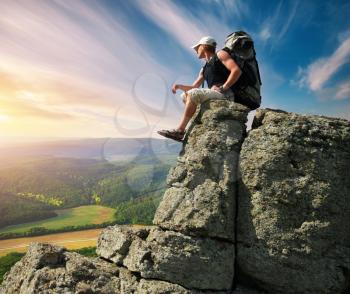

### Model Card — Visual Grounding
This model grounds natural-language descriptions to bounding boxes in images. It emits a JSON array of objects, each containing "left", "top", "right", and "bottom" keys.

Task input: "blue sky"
[{"left": 0, "top": 0, "right": 349, "bottom": 142}]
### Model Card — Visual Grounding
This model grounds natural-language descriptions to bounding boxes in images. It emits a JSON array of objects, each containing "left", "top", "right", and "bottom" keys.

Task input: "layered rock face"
[
  {"left": 0, "top": 242, "right": 202, "bottom": 294},
  {"left": 1, "top": 104, "right": 350, "bottom": 294},
  {"left": 237, "top": 109, "right": 350, "bottom": 293},
  {"left": 153, "top": 100, "right": 249, "bottom": 242}
]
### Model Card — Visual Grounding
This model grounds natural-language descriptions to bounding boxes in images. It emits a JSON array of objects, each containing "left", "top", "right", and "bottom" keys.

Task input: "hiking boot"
[{"left": 157, "top": 128, "right": 185, "bottom": 142}]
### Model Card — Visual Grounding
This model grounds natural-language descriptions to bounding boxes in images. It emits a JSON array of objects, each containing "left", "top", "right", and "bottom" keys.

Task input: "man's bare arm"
[
  {"left": 172, "top": 70, "right": 205, "bottom": 93},
  {"left": 192, "top": 68, "right": 205, "bottom": 88},
  {"left": 215, "top": 50, "right": 242, "bottom": 91}
]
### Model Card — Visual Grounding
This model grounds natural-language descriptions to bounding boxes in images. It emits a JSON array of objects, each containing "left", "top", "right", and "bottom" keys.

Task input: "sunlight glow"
[
  {"left": 16, "top": 90, "right": 44, "bottom": 103},
  {"left": 0, "top": 114, "right": 10, "bottom": 122}
]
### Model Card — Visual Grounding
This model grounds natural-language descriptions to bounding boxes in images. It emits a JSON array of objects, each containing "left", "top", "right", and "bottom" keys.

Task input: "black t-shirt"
[
  {"left": 202, "top": 50, "right": 245, "bottom": 91},
  {"left": 202, "top": 53, "right": 230, "bottom": 88}
]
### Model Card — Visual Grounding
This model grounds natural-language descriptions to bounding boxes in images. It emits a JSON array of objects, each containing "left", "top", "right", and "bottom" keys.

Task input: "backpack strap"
[{"left": 201, "top": 63, "right": 207, "bottom": 88}]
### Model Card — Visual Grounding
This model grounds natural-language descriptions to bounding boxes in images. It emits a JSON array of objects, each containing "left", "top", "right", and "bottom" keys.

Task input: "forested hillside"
[
  {"left": 0, "top": 155, "right": 177, "bottom": 233},
  {"left": 0, "top": 157, "right": 118, "bottom": 208},
  {"left": 0, "top": 138, "right": 180, "bottom": 234},
  {"left": 0, "top": 192, "right": 57, "bottom": 228}
]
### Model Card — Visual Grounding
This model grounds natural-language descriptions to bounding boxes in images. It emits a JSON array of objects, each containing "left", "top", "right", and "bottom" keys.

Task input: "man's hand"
[
  {"left": 172, "top": 84, "right": 198, "bottom": 93},
  {"left": 172, "top": 84, "right": 181, "bottom": 94},
  {"left": 211, "top": 85, "right": 222, "bottom": 93}
]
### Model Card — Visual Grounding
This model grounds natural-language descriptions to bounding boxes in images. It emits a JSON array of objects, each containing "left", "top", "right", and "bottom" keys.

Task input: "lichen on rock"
[
  {"left": 237, "top": 108, "right": 350, "bottom": 293},
  {"left": 153, "top": 99, "right": 250, "bottom": 242}
]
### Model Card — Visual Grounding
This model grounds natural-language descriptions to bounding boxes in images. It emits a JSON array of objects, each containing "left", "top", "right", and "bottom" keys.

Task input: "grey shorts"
[{"left": 181, "top": 87, "right": 235, "bottom": 105}]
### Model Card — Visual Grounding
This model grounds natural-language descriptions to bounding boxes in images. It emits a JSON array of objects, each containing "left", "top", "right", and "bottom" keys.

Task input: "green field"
[{"left": 0, "top": 205, "right": 116, "bottom": 234}]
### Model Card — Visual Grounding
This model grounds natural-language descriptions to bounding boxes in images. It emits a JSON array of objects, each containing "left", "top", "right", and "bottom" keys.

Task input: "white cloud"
[
  {"left": 135, "top": 0, "right": 233, "bottom": 53},
  {"left": 290, "top": 66, "right": 308, "bottom": 89},
  {"left": 309, "top": 40, "right": 350, "bottom": 92},
  {"left": 292, "top": 35, "right": 350, "bottom": 101},
  {"left": 276, "top": 0, "right": 300, "bottom": 41},
  {"left": 212, "top": 0, "right": 250, "bottom": 21},
  {"left": 258, "top": 0, "right": 300, "bottom": 49},
  {"left": 335, "top": 81, "right": 350, "bottom": 100},
  {"left": 259, "top": 27, "right": 272, "bottom": 42},
  {"left": 312, "top": 79, "right": 350, "bottom": 102},
  {"left": 135, "top": 0, "right": 204, "bottom": 53},
  {"left": 0, "top": 0, "right": 179, "bottom": 138},
  {"left": 0, "top": 0, "right": 175, "bottom": 85}
]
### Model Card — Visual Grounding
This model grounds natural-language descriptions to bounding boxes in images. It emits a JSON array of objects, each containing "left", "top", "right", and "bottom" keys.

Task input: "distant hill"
[
  {"left": 0, "top": 137, "right": 181, "bottom": 231},
  {"left": 0, "top": 137, "right": 181, "bottom": 163}
]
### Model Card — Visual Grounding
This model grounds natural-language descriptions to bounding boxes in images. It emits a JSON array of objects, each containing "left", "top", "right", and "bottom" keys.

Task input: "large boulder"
[
  {"left": 0, "top": 243, "right": 210, "bottom": 294},
  {"left": 153, "top": 99, "right": 250, "bottom": 242},
  {"left": 237, "top": 108, "right": 350, "bottom": 293},
  {"left": 98, "top": 225, "right": 235, "bottom": 291},
  {"left": 96, "top": 225, "right": 152, "bottom": 264}
]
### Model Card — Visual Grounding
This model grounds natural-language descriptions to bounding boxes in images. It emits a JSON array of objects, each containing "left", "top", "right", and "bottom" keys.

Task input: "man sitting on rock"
[{"left": 157, "top": 36, "right": 243, "bottom": 142}]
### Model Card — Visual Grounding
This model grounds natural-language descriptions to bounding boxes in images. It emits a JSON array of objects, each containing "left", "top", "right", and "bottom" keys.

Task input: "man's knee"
[
  {"left": 187, "top": 88, "right": 203, "bottom": 105},
  {"left": 181, "top": 92, "right": 188, "bottom": 104},
  {"left": 182, "top": 90, "right": 200, "bottom": 105}
]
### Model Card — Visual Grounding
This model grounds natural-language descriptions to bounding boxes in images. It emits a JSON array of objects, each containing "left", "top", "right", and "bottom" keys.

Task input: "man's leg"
[
  {"left": 177, "top": 92, "right": 197, "bottom": 132},
  {"left": 181, "top": 92, "right": 187, "bottom": 104}
]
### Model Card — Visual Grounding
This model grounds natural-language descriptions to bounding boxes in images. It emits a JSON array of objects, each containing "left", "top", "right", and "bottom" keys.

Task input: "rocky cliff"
[
  {"left": 237, "top": 108, "right": 350, "bottom": 293},
  {"left": 1, "top": 99, "right": 349, "bottom": 294}
]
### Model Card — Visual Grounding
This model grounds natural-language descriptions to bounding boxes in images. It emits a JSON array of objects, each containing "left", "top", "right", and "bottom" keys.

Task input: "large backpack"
[{"left": 223, "top": 30, "right": 262, "bottom": 110}]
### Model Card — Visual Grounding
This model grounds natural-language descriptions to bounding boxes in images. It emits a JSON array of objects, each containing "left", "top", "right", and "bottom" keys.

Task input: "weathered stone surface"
[
  {"left": 153, "top": 99, "right": 250, "bottom": 242},
  {"left": 237, "top": 108, "right": 350, "bottom": 293},
  {"left": 0, "top": 243, "right": 120, "bottom": 294},
  {"left": 96, "top": 224, "right": 153, "bottom": 264},
  {"left": 0, "top": 242, "right": 217, "bottom": 294},
  {"left": 98, "top": 225, "right": 235, "bottom": 291},
  {"left": 232, "top": 284, "right": 266, "bottom": 294},
  {"left": 137, "top": 279, "right": 227, "bottom": 294}
]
